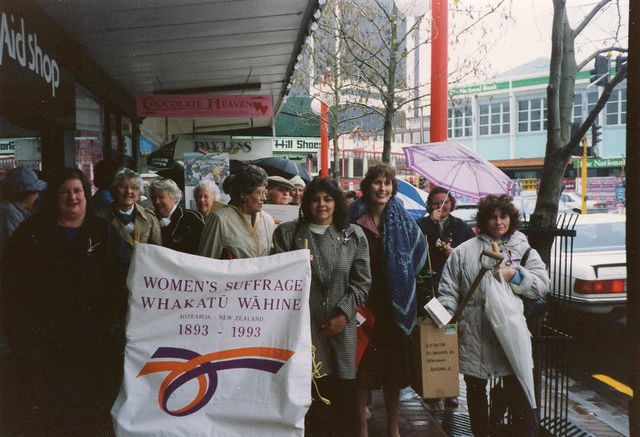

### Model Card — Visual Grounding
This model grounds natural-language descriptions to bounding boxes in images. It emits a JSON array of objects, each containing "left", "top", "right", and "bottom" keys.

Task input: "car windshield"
[{"left": 573, "top": 221, "right": 626, "bottom": 253}]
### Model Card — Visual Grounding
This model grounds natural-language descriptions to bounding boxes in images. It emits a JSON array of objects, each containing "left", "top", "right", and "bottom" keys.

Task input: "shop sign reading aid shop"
[{"left": 0, "top": 11, "right": 60, "bottom": 97}]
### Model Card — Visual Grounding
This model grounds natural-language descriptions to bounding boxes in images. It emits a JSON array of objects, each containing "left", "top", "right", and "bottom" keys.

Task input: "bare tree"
[
  {"left": 294, "top": 0, "right": 509, "bottom": 179},
  {"left": 529, "top": 0, "right": 627, "bottom": 261}
]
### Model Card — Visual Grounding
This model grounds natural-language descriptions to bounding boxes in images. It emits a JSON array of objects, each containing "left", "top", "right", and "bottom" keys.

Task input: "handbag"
[{"left": 518, "top": 247, "right": 548, "bottom": 319}]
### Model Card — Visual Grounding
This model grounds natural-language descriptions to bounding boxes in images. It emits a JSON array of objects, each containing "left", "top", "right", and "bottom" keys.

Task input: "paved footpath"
[{"left": 366, "top": 377, "right": 629, "bottom": 437}]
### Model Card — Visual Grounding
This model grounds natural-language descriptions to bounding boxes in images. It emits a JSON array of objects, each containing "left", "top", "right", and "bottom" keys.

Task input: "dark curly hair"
[
  {"left": 475, "top": 194, "right": 520, "bottom": 237},
  {"left": 41, "top": 167, "right": 94, "bottom": 215},
  {"left": 360, "top": 164, "right": 398, "bottom": 199},
  {"left": 426, "top": 186, "right": 457, "bottom": 213},
  {"left": 224, "top": 164, "right": 268, "bottom": 206},
  {"left": 300, "top": 177, "right": 349, "bottom": 230}
]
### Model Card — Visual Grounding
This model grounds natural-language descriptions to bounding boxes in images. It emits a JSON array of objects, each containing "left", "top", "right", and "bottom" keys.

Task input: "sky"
[{"left": 479, "top": 0, "right": 629, "bottom": 76}]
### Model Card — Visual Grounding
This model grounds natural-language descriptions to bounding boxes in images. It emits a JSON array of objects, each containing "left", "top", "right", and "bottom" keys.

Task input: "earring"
[{"left": 243, "top": 197, "right": 248, "bottom": 203}]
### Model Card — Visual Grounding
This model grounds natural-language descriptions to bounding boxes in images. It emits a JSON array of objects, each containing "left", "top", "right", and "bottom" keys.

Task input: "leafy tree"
[{"left": 529, "top": 0, "right": 627, "bottom": 261}]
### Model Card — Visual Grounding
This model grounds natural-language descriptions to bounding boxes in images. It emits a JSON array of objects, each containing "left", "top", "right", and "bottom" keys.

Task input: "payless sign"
[{"left": 137, "top": 94, "right": 273, "bottom": 118}]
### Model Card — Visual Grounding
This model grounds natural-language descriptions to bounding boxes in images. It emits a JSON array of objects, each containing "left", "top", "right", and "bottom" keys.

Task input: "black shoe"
[
  {"left": 444, "top": 397, "right": 459, "bottom": 408},
  {"left": 423, "top": 398, "right": 442, "bottom": 409}
]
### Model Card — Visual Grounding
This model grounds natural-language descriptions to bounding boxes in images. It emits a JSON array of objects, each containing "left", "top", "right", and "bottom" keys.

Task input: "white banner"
[{"left": 112, "top": 244, "right": 312, "bottom": 437}]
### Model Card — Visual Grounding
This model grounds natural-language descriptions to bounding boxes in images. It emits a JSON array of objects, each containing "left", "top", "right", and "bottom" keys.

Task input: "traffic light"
[
  {"left": 570, "top": 122, "right": 582, "bottom": 155},
  {"left": 615, "top": 55, "right": 628, "bottom": 74},
  {"left": 590, "top": 124, "right": 602, "bottom": 157},
  {"left": 589, "top": 55, "right": 609, "bottom": 86}
]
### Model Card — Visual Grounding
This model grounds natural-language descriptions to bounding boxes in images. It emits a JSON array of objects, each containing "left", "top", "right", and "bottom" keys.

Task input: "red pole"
[
  {"left": 431, "top": 0, "right": 448, "bottom": 142},
  {"left": 320, "top": 76, "right": 329, "bottom": 178}
]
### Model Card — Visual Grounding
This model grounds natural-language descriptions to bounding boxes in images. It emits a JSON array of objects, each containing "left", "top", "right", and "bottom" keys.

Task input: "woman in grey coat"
[
  {"left": 438, "top": 194, "right": 550, "bottom": 437},
  {"left": 272, "top": 177, "right": 371, "bottom": 437}
]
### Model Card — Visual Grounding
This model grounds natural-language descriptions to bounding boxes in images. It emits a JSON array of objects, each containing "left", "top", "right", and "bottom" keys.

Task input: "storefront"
[{"left": 0, "top": 0, "right": 138, "bottom": 185}]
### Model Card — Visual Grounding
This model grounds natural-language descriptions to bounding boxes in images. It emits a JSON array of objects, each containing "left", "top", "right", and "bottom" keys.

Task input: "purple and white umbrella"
[{"left": 403, "top": 141, "right": 516, "bottom": 201}]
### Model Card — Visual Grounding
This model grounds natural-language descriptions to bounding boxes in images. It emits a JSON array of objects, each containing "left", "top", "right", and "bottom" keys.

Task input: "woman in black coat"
[
  {"left": 149, "top": 177, "right": 205, "bottom": 254},
  {"left": 1, "top": 168, "right": 130, "bottom": 435}
]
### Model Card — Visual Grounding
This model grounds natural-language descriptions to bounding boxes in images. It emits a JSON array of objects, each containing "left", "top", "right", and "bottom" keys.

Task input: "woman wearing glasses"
[{"left": 198, "top": 164, "right": 275, "bottom": 259}]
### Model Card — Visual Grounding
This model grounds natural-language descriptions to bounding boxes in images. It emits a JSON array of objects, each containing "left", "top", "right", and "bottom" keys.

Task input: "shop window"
[
  {"left": 605, "top": 88, "right": 626, "bottom": 126},
  {"left": 448, "top": 105, "right": 472, "bottom": 138},
  {"left": 517, "top": 97, "right": 547, "bottom": 133},
  {"left": 353, "top": 158, "right": 364, "bottom": 178},
  {"left": 75, "top": 85, "right": 103, "bottom": 183},
  {"left": 478, "top": 101, "right": 509, "bottom": 136},
  {"left": 122, "top": 116, "right": 133, "bottom": 157},
  {"left": 573, "top": 92, "right": 583, "bottom": 123}
]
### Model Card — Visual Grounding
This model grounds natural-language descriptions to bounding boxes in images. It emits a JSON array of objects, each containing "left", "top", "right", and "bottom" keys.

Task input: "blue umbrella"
[{"left": 396, "top": 179, "right": 428, "bottom": 219}]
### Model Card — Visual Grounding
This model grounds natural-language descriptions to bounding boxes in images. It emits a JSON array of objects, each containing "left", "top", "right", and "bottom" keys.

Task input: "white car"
[
  {"left": 558, "top": 192, "right": 606, "bottom": 213},
  {"left": 550, "top": 213, "right": 626, "bottom": 315}
]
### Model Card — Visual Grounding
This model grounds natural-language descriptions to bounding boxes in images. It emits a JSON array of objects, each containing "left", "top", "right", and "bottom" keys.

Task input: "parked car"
[
  {"left": 558, "top": 191, "right": 608, "bottom": 213},
  {"left": 549, "top": 213, "right": 626, "bottom": 316},
  {"left": 451, "top": 203, "right": 478, "bottom": 233}
]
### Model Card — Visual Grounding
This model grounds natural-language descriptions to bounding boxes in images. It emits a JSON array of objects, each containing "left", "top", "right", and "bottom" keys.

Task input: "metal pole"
[
  {"left": 430, "top": 0, "right": 448, "bottom": 142},
  {"left": 320, "top": 75, "right": 329, "bottom": 178},
  {"left": 581, "top": 137, "right": 588, "bottom": 214}
]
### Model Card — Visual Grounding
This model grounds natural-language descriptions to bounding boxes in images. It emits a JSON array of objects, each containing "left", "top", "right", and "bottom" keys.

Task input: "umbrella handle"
[{"left": 449, "top": 250, "right": 504, "bottom": 324}]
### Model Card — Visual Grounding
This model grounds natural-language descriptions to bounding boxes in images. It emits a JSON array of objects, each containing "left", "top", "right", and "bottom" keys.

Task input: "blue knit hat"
[{"left": 3, "top": 166, "right": 47, "bottom": 195}]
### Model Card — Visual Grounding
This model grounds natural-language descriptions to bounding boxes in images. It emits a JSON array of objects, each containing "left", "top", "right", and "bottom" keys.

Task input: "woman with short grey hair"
[
  {"left": 149, "top": 178, "right": 204, "bottom": 254},
  {"left": 194, "top": 179, "right": 223, "bottom": 217},
  {"left": 98, "top": 167, "right": 161, "bottom": 254}
]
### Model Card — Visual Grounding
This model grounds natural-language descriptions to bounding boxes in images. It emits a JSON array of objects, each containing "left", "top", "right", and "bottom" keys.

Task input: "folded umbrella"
[{"left": 485, "top": 274, "right": 537, "bottom": 409}]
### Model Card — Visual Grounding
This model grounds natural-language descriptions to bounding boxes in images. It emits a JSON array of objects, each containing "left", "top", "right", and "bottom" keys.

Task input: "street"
[{"left": 550, "top": 310, "right": 631, "bottom": 434}]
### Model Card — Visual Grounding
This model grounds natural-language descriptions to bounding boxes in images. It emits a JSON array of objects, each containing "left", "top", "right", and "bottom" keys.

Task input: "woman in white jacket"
[{"left": 438, "top": 194, "right": 550, "bottom": 437}]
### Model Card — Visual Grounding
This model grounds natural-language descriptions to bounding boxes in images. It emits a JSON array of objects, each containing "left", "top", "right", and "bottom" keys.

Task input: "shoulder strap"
[{"left": 521, "top": 247, "right": 532, "bottom": 266}]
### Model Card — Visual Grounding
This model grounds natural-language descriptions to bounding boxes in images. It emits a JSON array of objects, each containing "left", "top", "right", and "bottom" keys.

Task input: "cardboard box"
[{"left": 411, "top": 317, "right": 460, "bottom": 399}]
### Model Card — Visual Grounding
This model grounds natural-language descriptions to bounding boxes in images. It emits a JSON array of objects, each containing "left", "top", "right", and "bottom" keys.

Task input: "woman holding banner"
[
  {"left": 198, "top": 164, "right": 275, "bottom": 259},
  {"left": 349, "top": 164, "right": 426, "bottom": 437},
  {"left": 272, "top": 176, "right": 371, "bottom": 437},
  {"left": 2, "top": 168, "right": 130, "bottom": 435}
]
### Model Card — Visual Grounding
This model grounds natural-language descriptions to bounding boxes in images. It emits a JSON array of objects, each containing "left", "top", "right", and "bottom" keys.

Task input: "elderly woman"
[
  {"left": 98, "top": 168, "right": 161, "bottom": 254},
  {"left": 272, "top": 177, "right": 370, "bottom": 436},
  {"left": 349, "top": 164, "right": 426, "bottom": 437},
  {"left": 266, "top": 176, "right": 294, "bottom": 205},
  {"left": 438, "top": 194, "right": 550, "bottom": 437},
  {"left": 2, "top": 168, "right": 130, "bottom": 435},
  {"left": 149, "top": 178, "right": 205, "bottom": 254},
  {"left": 194, "top": 179, "right": 224, "bottom": 217},
  {"left": 289, "top": 175, "right": 306, "bottom": 206},
  {"left": 198, "top": 164, "right": 275, "bottom": 259}
]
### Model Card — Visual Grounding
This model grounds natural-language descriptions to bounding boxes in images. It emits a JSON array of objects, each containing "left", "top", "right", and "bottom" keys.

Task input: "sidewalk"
[{"left": 366, "top": 375, "right": 628, "bottom": 437}]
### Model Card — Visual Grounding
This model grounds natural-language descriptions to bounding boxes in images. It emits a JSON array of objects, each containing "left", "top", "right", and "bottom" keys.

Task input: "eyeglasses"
[{"left": 429, "top": 199, "right": 450, "bottom": 207}]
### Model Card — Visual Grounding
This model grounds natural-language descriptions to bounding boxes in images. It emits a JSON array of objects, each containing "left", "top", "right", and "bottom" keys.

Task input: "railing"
[{"left": 492, "top": 215, "right": 587, "bottom": 436}]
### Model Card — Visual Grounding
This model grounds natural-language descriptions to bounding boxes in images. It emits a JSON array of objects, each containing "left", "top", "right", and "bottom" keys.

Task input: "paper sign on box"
[
  {"left": 411, "top": 318, "right": 460, "bottom": 399},
  {"left": 425, "top": 297, "right": 452, "bottom": 328}
]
